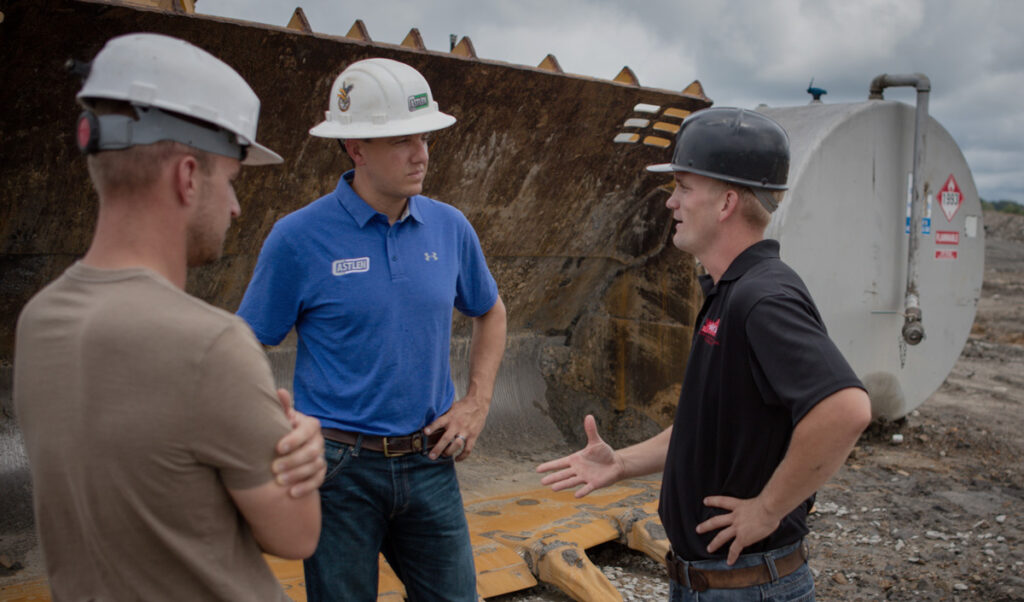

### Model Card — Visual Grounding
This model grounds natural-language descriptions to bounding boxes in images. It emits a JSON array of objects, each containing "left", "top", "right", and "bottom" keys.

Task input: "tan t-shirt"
[{"left": 13, "top": 263, "right": 291, "bottom": 601}]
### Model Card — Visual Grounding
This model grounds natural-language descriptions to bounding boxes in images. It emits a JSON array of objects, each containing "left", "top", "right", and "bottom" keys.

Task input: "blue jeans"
[
  {"left": 303, "top": 437, "right": 476, "bottom": 602},
  {"left": 668, "top": 540, "right": 814, "bottom": 601}
]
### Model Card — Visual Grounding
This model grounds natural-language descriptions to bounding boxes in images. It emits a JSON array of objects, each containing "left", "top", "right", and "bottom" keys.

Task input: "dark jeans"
[
  {"left": 668, "top": 540, "right": 814, "bottom": 601},
  {"left": 303, "top": 437, "right": 476, "bottom": 601}
]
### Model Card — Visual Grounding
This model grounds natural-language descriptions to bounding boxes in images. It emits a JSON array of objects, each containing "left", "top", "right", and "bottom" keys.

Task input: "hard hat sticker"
[
  {"left": 337, "top": 81, "right": 354, "bottom": 112},
  {"left": 408, "top": 93, "right": 428, "bottom": 112}
]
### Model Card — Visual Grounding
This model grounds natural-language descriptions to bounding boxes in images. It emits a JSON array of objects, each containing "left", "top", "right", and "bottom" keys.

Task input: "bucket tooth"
[
  {"left": 625, "top": 515, "right": 669, "bottom": 564},
  {"left": 286, "top": 7, "right": 312, "bottom": 33},
  {"left": 451, "top": 36, "right": 478, "bottom": 58},
  {"left": 683, "top": 79, "right": 709, "bottom": 100},
  {"left": 537, "top": 54, "right": 564, "bottom": 73},
  {"left": 614, "top": 66, "right": 639, "bottom": 86},
  {"left": 529, "top": 541, "right": 622, "bottom": 602},
  {"left": 401, "top": 28, "right": 426, "bottom": 50},
  {"left": 472, "top": 535, "right": 538, "bottom": 598},
  {"left": 345, "top": 19, "right": 372, "bottom": 41}
]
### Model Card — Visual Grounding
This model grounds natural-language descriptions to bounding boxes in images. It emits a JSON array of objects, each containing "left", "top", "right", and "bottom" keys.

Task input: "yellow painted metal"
[
  {"left": 286, "top": 7, "right": 312, "bottom": 33},
  {"left": 345, "top": 19, "right": 372, "bottom": 41},
  {"left": 451, "top": 36, "right": 477, "bottom": 58},
  {"left": 0, "top": 578, "right": 50, "bottom": 601},
  {"left": 537, "top": 54, "right": 564, "bottom": 73},
  {"left": 614, "top": 66, "right": 639, "bottom": 86},
  {"left": 537, "top": 542, "right": 621, "bottom": 602},
  {"left": 662, "top": 107, "right": 691, "bottom": 120},
  {"left": 0, "top": 480, "right": 666, "bottom": 601},
  {"left": 682, "top": 79, "right": 708, "bottom": 99},
  {"left": 401, "top": 28, "right": 426, "bottom": 50},
  {"left": 117, "top": 0, "right": 194, "bottom": 12},
  {"left": 653, "top": 121, "right": 680, "bottom": 134},
  {"left": 472, "top": 533, "right": 539, "bottom": 597},
  {"left": 643, "top": 135, "right": 672, "bottom": 148},
  {"left": 464, "top": 479, "right": 666, "bottom": 600}
]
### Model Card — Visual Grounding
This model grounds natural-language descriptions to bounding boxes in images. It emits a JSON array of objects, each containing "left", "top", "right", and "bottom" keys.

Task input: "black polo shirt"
[{"left": 659, "top": 239, "right": 863, "bottom": 560}]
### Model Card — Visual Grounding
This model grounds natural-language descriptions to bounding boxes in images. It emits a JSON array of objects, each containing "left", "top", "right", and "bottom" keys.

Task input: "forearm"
[
  {"left": 465, "top": 296, "right": 507, "bottom": 405},
  {"left": 230, "top": 481, "right": 322, "bottom": 559},
  {"left": 617, "top": 425, "right": 673, "bottom": 480},
  {"left": 757, "top": 387, "right": 871, "bottom": 520}
]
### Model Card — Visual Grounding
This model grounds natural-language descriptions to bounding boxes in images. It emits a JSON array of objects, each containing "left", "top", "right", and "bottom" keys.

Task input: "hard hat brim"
[
  {"left": 309, "top": 111, "right": 456, "bottom": 139},
  {"left": 645, "top": 162, "right": 788, "bottom": 190},
  {"left": 243, "top": 141, "right": 284, "bottom": 165},
  {"left": 645, "top": 162, "right": 677, "bottom": 173}
]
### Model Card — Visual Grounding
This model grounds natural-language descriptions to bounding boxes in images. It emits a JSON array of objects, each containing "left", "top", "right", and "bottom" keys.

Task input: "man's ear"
[
  {"left": 718, "top": 188, "right": 741, "bottom": 222},
  {"left": 344, "top": 139, "right": 366, "bottom": 166},
  {"left": 173, "top": 154, "right": 201, "bottom": 207}
]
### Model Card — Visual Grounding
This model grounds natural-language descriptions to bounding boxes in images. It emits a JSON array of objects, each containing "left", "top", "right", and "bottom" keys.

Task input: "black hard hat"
[{"left": 647, "top": 107, "right": 790, "bottom": 195}]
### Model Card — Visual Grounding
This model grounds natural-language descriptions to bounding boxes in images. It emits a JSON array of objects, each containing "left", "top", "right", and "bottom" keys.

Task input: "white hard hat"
[
  {"left": 77, "top": 33, "right": 282, "bottom": 165},
  {"left": 309, "top": 58, "right": 456, "bottom": 139}
]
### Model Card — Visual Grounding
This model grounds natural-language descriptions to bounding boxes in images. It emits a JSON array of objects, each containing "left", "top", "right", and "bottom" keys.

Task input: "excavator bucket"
[
  {"left": 265, "top": 480, "right": 667, "bottom": 602},
  {"left": 0, "top": 1, "right": 709, "bottom": 599}
]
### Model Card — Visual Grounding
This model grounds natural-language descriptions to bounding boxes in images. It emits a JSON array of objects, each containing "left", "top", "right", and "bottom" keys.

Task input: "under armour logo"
[{"left": 424, "top": 252, "right": 438, "bottom": 261}]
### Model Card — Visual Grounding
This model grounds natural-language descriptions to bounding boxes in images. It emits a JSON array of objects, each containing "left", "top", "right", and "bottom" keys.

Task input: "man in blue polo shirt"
[
  {"left": 537, "top": 108, "right": 871, "bottom": 600},
  {"left": 238, "top": 58, "right": 507, "bottom": 601}
]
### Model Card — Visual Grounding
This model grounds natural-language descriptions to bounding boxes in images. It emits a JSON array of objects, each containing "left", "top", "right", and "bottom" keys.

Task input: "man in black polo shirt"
[{"left": 538, "top": 107, "right": 871, "bottom": 600}]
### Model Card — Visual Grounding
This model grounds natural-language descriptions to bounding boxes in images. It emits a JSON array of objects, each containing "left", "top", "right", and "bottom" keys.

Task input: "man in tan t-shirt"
[{"left": 12, "top": 33, "right": 324, "bottom": 600}]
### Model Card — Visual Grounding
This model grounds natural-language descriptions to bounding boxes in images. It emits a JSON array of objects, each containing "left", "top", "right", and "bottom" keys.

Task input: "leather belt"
[
  {"left": 666, "top": 542, "right": 808, "bottom": 592},
  {"left": 321, "top": 427, "right": 445, "bottom": 457}
]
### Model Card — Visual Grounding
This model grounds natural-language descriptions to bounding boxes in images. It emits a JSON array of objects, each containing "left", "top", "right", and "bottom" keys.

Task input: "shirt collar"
[
  {"left": 334, "top": 169, "right": 425, "bottom": 228},
  {"left": 699, "top": 239, "right": 780, "bottom": 295}
]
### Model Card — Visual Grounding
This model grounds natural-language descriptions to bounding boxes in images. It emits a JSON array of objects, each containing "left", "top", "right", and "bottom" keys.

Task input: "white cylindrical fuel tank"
[{"left": 759, "top": 100, "right": 984, "bottom": 419}]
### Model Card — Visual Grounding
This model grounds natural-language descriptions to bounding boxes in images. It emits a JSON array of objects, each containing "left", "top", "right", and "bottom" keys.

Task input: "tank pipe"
[{"left": 868, "top": 73, "right": 931, "bottom": 345}]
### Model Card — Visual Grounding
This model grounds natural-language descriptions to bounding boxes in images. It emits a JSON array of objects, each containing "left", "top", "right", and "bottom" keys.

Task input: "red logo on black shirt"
[{"left": 700, "top": 318, "right": 720, "bottom": 345}]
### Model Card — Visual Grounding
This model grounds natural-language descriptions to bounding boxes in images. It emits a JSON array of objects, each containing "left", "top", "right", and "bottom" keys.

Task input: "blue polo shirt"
[{"left": 237, "top": 171, "right": 499, "bottom": 436}]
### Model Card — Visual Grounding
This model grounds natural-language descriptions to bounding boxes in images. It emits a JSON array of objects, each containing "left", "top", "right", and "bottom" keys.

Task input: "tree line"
[{"left": 982, "top": 199, "right": 1024, "bottom": 215}]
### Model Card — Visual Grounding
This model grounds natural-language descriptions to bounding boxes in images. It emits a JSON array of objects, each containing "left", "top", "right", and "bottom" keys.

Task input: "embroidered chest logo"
[
  {"left": 424, "top": 252, "right": 438, "bottom": 261},
  {"left": 332, "top": 257, "right": 370, "bottom": 276},
  {"left": 699, "top": 318, "right": 721, "bottom": 346}
]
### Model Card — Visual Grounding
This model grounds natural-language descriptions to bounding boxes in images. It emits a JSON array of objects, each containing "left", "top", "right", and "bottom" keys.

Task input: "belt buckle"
[
  {"left": 382, "top": 436, "right": 400, "bottom": 457},
  {"left": 688, "top": 568, "right": 709, "bottom": 592}
]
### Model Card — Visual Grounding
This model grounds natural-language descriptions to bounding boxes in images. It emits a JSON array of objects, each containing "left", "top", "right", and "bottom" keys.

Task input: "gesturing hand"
[{"left": 536, "top": 415, "right": 624, "bottom": 498}]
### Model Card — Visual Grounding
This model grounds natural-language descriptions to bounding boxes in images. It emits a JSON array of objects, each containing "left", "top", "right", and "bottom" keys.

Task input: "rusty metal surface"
[
  {"left": 0, "top": 3, "right": 708, "bottom": 446},
  {"left": 0, "top": 1, "right": 706, "bottom": 597}
]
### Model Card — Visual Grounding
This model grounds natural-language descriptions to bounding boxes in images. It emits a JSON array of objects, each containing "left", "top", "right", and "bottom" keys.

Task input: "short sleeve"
[
  {"left": 746, "top": 294, "right": 863, "bottom": 424},
  {"left": 454, "top": 218, "right": 498, "bottom": 317},
  {"left": 191, "top": 319, "right": 291, "bottom": 490},
  {"left": 237, "top": 225, "right": 302, "bottom": 345}
]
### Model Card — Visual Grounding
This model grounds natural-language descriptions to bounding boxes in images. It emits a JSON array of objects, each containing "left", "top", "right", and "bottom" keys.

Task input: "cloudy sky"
[{"left": 199, "top": 0, "right": 1023, "bottom": 203}]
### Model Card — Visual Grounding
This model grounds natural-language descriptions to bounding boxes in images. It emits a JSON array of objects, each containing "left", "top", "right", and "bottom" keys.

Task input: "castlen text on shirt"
[{"left": 332, "top": 257, "right": 370, "bottom": 276}]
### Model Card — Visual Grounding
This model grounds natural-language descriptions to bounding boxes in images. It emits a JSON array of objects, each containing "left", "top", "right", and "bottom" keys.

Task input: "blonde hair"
[
  {"left": 708, "top": 179, "right": 781, "bottom": 230},
  {"left": 84, "top": 100, "right": 213, "bottom": 198}
]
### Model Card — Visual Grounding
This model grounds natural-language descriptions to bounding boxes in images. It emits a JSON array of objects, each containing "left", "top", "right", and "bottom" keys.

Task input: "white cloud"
[{"left": 198, "top": 0, "right": 1024, "bottom": 201}]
